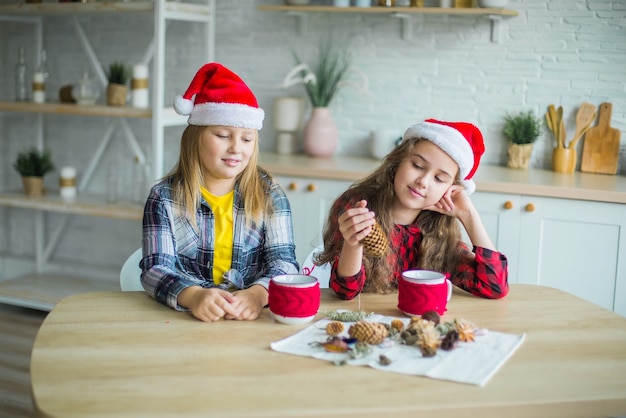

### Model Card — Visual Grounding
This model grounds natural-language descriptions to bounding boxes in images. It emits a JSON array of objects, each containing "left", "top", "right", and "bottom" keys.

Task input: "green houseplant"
[
  {"left": 289, "top": 37, "right": 353, "bottom": 108},
  {"left": 13, "top": 146, "right": 55, "bottom": 196},
  {"left": 503, "top": 110, "right": 542, "bottom": 169},
  {"left": 105, "top": 61, "right": 131, "bottom": 107},
  {"left": 281, "top": 36, "right": 368, "bottom": 157}
]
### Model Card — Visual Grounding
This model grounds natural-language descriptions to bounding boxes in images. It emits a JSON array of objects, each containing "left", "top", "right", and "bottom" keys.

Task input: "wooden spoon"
[
  {"left": 557, "top": 106, "right": 565, "bottom": 148},
  {"left": 568, "top": 102, "right": 597, "bottom": 149},
  {"left": 547, "top": 104, "right": 560, "bottom": 147}
]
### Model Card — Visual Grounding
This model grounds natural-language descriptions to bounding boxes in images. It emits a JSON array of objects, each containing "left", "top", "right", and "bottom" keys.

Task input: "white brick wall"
[{"left": 0, "top": 0, "right": 624, "bottom": 272}]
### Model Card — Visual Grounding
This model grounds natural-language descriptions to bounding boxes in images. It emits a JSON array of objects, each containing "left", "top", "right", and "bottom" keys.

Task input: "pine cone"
[
  {"left": 325, "top": 321, "right": 345, "bottom": 336},
  {"left": 360, "top": 221, "right": 388, "bottom": 257},
  {"left": 348, "top": 321, "right": 389, "bottom": 345}
]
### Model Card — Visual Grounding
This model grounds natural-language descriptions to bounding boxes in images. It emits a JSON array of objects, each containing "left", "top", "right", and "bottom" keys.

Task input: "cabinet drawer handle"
[
  {"left": 288, "top": 182, "right": 297, "bottom": 191},
  {"left": 525, "top": 203, "right": 535, "bottom": 212},
  {"left": 306, "top": 183, "right": 316, "bottom": 192},
  {"left": 503, "top": 201, "right": 514, "bottom": 210}
]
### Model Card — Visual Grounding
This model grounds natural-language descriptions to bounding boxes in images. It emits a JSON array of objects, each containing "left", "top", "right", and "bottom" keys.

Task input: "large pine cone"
[
  {"left": 361, "top": 221, "right": 389, "bottom": 257},
  {"left": 348, "top": 321, "right": 389, "bottom": 345}
]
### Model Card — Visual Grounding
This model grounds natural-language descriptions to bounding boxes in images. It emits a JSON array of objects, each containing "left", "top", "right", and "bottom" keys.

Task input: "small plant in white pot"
[
  {"left": 13, "top": 146, "right": 55, "bottom": 196},
  {"left": 503, "top": 110, "right": 542, "bottom": 169}
]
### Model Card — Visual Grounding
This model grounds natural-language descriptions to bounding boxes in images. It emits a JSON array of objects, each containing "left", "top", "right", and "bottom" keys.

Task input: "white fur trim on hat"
[
  {"left": 403, "top": 121, "right": 474, "bottom": 181},
  {"left": 188, "top": 102, "right": 265, "bottom": 130},
  {"left": 174, "top": 95, "right": 194, "bottom": 116}
]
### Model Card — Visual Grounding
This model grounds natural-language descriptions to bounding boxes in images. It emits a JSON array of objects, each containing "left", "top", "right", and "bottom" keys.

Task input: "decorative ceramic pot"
[{"left": 303, "top": 108, "right": 338, "bottom": 158}]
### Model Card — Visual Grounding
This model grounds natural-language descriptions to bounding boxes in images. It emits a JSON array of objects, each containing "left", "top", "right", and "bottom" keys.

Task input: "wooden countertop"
[
  {"left": 30, "top": 285, "right": 626, "bottom": 417},
  {"left": 259, "top": 153, "right": 626, "bottom": 204}
]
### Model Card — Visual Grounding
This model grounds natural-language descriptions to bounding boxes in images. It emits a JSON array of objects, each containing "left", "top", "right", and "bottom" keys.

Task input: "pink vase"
[{"left": 303, "top": 107, "right": 338, "bottom": 158}]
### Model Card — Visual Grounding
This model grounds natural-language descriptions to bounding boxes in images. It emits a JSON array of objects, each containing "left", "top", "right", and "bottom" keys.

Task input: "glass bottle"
[
  {"left": 15, "top": 47, "right": 28, "bottom": 102},
  {"left": 34, "top": 49, "right": 49, "bottom": 102},
  {"left": 32, "top": 50, "right": 48, "bottom": 104}
]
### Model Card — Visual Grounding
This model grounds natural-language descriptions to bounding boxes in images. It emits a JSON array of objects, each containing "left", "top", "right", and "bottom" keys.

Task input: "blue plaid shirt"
[{"left": 140, "top": 170, "right": 299, "bottom": 311}]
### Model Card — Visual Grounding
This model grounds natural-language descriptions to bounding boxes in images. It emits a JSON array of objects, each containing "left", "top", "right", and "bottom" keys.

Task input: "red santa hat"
[
  {"left": 402, "top": 119, "right": 485, "bottom": 194},
  {"left": 174, "top": 63, "right": 264, "bottom": 130}
]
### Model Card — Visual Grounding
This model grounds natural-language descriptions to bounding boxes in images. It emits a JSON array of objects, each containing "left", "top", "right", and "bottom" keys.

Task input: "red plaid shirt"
[{"left": 329, "top": 223, "right": 509, "bottom": 300}]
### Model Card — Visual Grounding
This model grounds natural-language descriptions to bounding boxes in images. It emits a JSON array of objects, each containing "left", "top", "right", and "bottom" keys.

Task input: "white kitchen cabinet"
[
  {"left": 274, "top": 175, "right": 353, "bottom": 265},
  {"left": 472, "top": 191, "right": 626, "bottom": 316},
  {"left": 0, "top": 0, "right": 214, "bottom": 311}
]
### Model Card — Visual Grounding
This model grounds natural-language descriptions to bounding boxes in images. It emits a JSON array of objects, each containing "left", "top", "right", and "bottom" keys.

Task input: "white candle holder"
[{"left": 274, "top": 97, "right": 304, "bottom": 155}]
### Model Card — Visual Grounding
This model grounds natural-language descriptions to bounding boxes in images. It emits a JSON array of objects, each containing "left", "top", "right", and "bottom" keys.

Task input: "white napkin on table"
[{"left": 270, "top": 314, "right": 525, "bottom": 387}]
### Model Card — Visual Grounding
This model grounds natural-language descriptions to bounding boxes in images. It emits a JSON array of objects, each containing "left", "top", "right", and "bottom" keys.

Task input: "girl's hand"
[
  {"left": 227, "top": 285, "right": 268, "bottom": 320},
  {"left": 425, "top": 185, "right": 475, "bottom": 220},
  {"left": 178, "top": 286, "right": 241, "bottom": 322},
  {"left": 338, "top": 199, "right": 375, "bottom": 248}
]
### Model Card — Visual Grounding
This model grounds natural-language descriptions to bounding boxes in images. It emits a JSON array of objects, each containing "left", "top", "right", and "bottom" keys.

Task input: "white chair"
[
  {"left": 119, "top": 248, "right": 144, "bottom": 291},
  {"left": 299, "top": 245, "right": 331, "bottom": 288}
]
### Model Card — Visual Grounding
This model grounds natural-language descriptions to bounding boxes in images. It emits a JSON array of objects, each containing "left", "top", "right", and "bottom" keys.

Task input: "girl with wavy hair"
[{"left": 316, "top": 119, "right": 508, "bottom": 300}]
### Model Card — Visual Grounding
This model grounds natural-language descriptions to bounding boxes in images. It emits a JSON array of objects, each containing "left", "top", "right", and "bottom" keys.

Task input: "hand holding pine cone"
[{"left": 360, "top": 220, "right": 388, "bottom": 257}]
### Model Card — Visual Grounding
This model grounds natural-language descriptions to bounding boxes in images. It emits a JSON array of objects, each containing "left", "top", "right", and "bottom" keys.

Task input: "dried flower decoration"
[
  {"left": 455, "top": 318, "right": 477, "bottom": 342},
  {"left": 390, "top": 319, "right": 405, "bottom": 333},
  {"left": 417, "top": 327, "right": 441, "bottom": 357},
  {"left": 280, "top": 35, "right": 370, "bottom": 108},
  {"left": 322, "top": 309, "right": 372, "bottom": 322}
]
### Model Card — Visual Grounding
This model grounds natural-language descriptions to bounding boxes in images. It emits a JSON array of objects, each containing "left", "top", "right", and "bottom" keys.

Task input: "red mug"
[
  {"left": 269, "top": 274, "right": 320, "bottom": 325},
  {"left": 397, "top": 270, "right": 452, "bottom": 316}
]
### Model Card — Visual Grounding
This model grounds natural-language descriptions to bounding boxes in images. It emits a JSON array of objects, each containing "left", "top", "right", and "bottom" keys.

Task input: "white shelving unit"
[{"left": 0, "top": 0, "right": 215, "bottom": 310}]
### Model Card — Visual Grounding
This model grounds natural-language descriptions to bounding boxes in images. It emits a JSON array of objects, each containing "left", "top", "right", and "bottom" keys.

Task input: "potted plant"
[
  {"left": 281, "top": 36, "right": 368, "bottom": 157},
  {"left": 13, "top": 146, "right": 55, "bottom": 196},
  {"left": 105, "top": 61, "right": 130, "bottom": 107},
  {"left": 503, "top": 110, "right": 542, "bottom": 169}
]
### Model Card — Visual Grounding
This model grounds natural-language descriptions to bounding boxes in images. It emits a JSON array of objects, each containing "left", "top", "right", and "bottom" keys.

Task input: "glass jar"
[{"left": 72, "top": 72, "right": 100, "bottom": 106}]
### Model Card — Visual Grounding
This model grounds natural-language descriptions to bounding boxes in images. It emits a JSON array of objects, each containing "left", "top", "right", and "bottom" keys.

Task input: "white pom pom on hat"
[
  {"left": 173, "top": 62, "right": 265, "bottom": 130},
  {"left": 402, "top": 119, "right": 485, "bottom": 195}
]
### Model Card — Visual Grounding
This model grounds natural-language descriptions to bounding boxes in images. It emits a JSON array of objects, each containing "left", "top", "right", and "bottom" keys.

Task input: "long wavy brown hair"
[
  {"left": 166, "top": 125, "right": 272, "bottom": 228},
  {"left": 316, "top": 137, "right": 465, "bottom": 293}
]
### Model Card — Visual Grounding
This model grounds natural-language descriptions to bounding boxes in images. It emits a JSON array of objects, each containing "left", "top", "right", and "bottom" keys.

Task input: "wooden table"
[{"left": 30, "top": 285, "right": 626, "bottom": 418}]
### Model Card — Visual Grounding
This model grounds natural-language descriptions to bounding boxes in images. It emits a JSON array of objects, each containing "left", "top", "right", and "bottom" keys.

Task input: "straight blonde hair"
[{"left": 166, "top": 125, "right": 272, "bottom": 228}]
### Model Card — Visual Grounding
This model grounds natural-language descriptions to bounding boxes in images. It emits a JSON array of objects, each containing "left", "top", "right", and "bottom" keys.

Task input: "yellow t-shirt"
[{"left": 200, "top": 187, "right": 234, "bottom": 285}]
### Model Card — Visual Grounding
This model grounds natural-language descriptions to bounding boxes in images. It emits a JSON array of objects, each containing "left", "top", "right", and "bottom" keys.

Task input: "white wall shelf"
[
  {"left": 0, "top": 0, "right": 214, "bottom": 310},
  {"left": 257, "top": 5, "right": 518, "bottom": 42},
  {"left": 0, "top": 191, "right": 142, "bottom": 221}
]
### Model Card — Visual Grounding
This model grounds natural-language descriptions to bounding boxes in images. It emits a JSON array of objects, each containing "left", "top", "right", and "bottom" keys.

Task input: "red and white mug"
[
  {"left": 268, "top": 274, "right": 320, "bottom": 325},
  {"left": 397, "top": 270, "right": 452, "bottom": 316}
]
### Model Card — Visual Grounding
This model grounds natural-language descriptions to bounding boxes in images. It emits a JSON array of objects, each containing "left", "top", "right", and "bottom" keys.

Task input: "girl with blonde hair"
[{"left": 141, "top": 63, "right": 298, "bottom": 321}]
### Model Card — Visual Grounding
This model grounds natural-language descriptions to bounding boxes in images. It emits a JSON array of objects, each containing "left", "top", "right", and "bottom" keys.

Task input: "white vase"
[
  {"left": 303, "top": 108, "right": 338, "bottom": 158},
  {"left": 370, "top": 129, "right": 400, "bottom": 160}
]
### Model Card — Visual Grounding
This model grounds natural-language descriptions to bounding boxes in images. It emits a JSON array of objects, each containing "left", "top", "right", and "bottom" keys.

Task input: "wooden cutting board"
[{"left": 581, "top": 102, "right": 621, "bottom": 174}]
